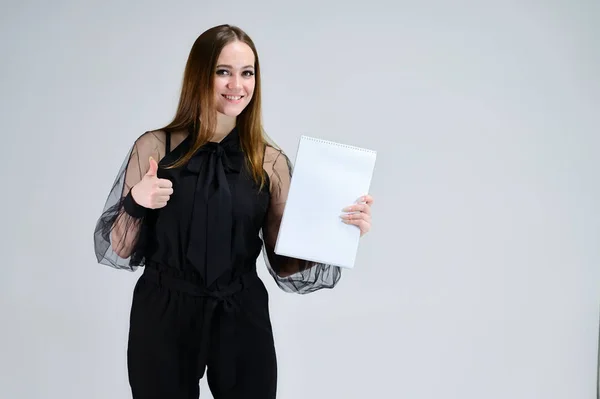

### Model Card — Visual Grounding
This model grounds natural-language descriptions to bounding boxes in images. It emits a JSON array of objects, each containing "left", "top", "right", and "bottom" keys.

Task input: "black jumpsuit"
[{"left": 93, "top": 125, "right": 341, "bottom": 399}]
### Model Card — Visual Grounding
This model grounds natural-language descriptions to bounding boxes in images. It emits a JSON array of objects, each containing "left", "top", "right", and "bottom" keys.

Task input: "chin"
[
  {"left": 217, "top": 108, "right": 243, "bottom": 118},
  {"left": 217, "top": 104, "right": 249, "bottom": 117}
]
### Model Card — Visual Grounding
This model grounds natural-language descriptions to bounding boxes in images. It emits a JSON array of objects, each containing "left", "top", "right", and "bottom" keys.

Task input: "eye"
[{"left": 215, "top": 69, "right": 254, "bottom": 77}]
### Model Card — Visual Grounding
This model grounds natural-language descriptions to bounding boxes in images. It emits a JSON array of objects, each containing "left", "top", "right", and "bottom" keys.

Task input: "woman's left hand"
[{"left": 340, "top": 194, "right": 374, "bottom": 237}]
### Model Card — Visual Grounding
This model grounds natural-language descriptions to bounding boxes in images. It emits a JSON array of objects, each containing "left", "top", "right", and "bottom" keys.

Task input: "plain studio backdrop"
[{"left": 1, "top": 1, "right": 599, "bottom": 398}]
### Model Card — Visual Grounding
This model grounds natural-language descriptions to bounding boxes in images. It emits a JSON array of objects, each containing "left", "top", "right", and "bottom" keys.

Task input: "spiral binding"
[{"left": 301, "top": 135, "right": 377, "bottom": 154}]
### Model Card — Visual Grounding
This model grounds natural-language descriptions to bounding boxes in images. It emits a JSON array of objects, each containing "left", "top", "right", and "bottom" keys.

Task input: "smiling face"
[{"left": 213, "top": 40, "right": 256, "bottom": 118}]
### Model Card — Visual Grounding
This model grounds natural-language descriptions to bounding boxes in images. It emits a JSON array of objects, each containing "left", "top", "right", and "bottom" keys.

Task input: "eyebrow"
[{"left": 216, "top": 64, "right": 255, "bottom": 69}]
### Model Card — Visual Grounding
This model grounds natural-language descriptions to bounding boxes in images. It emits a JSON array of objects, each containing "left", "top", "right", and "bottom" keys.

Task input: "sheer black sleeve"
[
  {"left": 93, "top": 131, "right": 167, "bottom": 271},
  {"left": 261, "top": 145, "right": 342, "bottom": 294}
]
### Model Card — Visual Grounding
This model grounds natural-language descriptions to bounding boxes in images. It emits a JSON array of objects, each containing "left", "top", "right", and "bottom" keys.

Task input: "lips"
[{"left": 222, "top": 94, "right": 244, "bottom": 101}]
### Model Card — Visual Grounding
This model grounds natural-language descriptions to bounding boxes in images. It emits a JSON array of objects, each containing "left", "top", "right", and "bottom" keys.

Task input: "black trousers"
[{"left": 126, "top": 266, "right": 278, "bottom": 398}]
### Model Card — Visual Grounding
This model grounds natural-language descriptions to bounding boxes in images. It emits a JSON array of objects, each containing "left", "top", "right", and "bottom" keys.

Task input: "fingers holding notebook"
[
  {"left": 341, "top": 194, "right": 374, "bottom": 236},
  {"left": 361, "top": 194, "right": 374, "bottom": 206}
]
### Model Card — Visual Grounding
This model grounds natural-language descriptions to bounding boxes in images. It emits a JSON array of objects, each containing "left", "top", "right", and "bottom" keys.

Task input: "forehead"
[{"left": 217, "top": 41, "right": 255, "bottom": 67}]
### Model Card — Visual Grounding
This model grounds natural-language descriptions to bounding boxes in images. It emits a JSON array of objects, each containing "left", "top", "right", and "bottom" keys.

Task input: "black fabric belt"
[{"left": 142, "top": 266, "right": 259, "bottom": 390}]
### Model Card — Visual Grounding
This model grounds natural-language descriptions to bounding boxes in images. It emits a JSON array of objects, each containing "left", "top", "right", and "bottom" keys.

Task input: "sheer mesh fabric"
[
  {"left": 93, "top": 131, "right": 168, "bottom": 271},
  {"left": 93, "top": 130, "right": 342, "bottom": 294}
]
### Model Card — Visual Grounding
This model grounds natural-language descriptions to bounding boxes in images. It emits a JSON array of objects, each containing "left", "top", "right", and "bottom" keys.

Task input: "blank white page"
[{"left": 274, "top": 135, "right": 377, "bottom": 269}]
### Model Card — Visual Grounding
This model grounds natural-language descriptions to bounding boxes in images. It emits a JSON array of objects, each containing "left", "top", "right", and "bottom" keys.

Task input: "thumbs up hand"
[{"left": 130, "top": 156, "right": 173, "bottom": 209}]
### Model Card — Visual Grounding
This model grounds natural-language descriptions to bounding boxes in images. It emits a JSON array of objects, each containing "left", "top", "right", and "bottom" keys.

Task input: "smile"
[{"left": 223, "top": 95, "right": 244, "bottom": 101}]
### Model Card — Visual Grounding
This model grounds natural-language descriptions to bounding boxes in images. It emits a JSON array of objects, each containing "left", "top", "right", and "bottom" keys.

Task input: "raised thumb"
[{"left": 146, "top": 156, "right": 158, "bottom": 177}]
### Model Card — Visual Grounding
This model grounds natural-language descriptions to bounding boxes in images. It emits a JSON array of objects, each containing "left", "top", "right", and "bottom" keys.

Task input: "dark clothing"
[
  {"left": 127, "top": 265, "right": 277, "bottom": 399},
  {"left": 93, "top": 125, "right": 342, "bottom": 398},
  {"left": 135, "top": 127, "right": 268, "bottom": 287}
]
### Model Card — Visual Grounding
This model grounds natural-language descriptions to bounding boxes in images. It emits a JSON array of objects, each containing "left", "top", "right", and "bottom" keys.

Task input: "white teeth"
[{"left": 224, "top": 95, "right": 242, "bottom": 100}]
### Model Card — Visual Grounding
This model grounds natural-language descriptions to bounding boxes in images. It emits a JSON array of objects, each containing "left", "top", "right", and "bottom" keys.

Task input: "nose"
[{"left": 227, "top": 75, "right": 242, "bottom": 90}]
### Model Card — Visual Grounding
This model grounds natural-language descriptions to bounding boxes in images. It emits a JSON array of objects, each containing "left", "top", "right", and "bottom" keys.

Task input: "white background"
[{"left": 1, "top": 0, "right": 599, "bottom": 398}]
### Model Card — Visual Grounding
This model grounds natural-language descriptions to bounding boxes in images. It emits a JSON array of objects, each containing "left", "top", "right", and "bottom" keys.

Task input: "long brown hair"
[{"left": 159, "top": 24, "right": 269, "bottom": 189}]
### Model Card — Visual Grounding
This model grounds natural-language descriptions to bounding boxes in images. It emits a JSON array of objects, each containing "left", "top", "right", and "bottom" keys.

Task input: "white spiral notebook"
[{"left": 274, "top": 135, "right": 377, "bottom": 269}]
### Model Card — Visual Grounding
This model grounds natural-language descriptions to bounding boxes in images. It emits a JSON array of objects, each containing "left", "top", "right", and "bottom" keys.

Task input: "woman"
[{"left": 93, "top": 24, "right": 374, "bottom": 399}]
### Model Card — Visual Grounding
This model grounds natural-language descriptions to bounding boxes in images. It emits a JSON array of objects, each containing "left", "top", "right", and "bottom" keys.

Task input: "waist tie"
[{"left": 142, "top": 267, "right": 258, "bottom": 389}]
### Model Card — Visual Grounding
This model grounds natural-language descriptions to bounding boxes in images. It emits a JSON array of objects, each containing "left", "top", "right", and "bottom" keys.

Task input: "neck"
[{"left": 211, "top": 113, "right": 237, "bottom": 142}]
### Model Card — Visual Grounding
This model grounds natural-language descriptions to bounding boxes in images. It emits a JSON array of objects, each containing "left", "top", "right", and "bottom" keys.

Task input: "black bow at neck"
[{"left": 185, "top": 126, "right": 244, "bottom": 286}]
